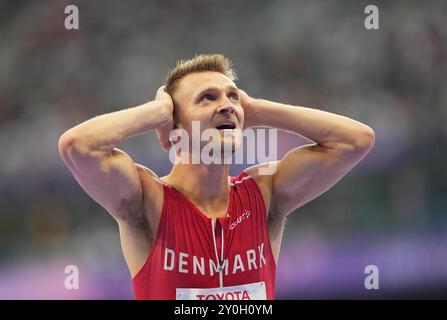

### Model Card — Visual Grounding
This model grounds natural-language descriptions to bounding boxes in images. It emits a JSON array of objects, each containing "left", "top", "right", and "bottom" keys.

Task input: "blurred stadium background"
[{"left": 0, "top": 0, "right": 446, "bottom": 299}]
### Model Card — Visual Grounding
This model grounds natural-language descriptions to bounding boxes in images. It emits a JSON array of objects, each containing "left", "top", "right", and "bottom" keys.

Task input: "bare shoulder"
[
  {"left": 135, "top": 163, "right": 159, "bottom": 179},
  {"left": 243, "top": 162, "right": 278, "bottom": 217}
]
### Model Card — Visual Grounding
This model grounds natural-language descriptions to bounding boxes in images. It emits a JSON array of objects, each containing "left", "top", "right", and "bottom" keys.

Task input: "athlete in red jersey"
[
  {"left": 58, "top": 54, "right": 375, "bottom": 300},
  {"left": 133, "top": 172, "right": 276, "bottom": 299}
]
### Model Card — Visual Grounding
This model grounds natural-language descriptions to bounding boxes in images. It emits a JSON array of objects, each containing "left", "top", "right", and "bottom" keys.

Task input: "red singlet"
[{"left": 133, "top": 171, "right": 276, "bottom": 300}]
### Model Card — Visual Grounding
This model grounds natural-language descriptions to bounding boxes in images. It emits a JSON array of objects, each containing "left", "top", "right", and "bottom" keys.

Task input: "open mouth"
[{"left": 215, "top": 121, "right": 236, "bottom": 130}]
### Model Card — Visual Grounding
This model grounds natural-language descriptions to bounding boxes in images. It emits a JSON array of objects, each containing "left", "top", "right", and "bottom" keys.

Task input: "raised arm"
[
  {"left": 58, "top": 86, "right": 174, "bottom": 221},
  {"left": 242, "top": 91, "right": 375, "bottom": 219}
]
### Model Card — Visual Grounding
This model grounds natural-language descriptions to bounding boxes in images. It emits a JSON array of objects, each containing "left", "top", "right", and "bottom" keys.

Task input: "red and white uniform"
[{"left": 133, "top": 171, "right": 276, "bottom": 300}]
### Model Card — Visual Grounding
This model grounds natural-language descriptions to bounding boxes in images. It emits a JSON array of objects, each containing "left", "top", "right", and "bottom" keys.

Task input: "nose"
[{"left": 217, "top": 105, "right": 235, "bottom": 114}]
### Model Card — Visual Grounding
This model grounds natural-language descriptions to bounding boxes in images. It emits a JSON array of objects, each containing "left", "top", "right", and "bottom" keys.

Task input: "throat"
[
  {"left": 193, "top": 193, "right": 231, "bottom": 219},
  {"left": 164, "top": 164, "right": 233, "bottom": 219}
]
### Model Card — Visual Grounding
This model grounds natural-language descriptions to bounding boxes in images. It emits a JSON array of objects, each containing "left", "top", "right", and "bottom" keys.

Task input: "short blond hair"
[{"left": 164, "top": 54, "right": 237, "bottom": 96}]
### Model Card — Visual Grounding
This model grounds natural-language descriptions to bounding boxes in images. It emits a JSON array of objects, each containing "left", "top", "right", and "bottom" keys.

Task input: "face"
[{"left": 172, "top": 71, "right": 245, "bottom": 156}]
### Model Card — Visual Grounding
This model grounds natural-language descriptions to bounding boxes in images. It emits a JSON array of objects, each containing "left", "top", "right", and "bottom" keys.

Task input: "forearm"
[
  {"left": 63, "top": 100, "right": 171, "bottom": 154},
  {"left": 247, "top": 99, "right": 375, "bottom": 149}
]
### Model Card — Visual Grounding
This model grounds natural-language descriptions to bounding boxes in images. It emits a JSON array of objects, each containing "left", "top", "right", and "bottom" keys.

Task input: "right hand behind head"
[{"left": 154, "top": 86, "right": 175, "bottom": 152}]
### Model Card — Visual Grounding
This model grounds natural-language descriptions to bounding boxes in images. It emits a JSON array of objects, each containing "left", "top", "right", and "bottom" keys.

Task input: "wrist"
[
  {"left": 147, "top": 100, "right": 173, "bottom": 128},
  {"left": 244, "top": 98, "right": 267, "bottom": 128}
]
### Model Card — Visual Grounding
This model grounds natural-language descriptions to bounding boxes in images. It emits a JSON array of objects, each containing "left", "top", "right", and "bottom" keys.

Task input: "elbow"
[
  {"left": 352, "top": 126, "right": 375, "bottom": 154},
  {"left": 58, "top": 129, "right": 91, "bottom": 164},
  {"left": 58, "top": 131, "right": 77, "bottom": 169},
  {"left": 58, "top": 130, "right": 76, "bottom": 160},
  {"left": 332, "top": 126, "right": 375, "bottom": 156}
]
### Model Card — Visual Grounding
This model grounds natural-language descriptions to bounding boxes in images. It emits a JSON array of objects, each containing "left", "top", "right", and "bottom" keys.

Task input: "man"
[{"left": 58, "top": 54, "right": 375, "bottom": 300}]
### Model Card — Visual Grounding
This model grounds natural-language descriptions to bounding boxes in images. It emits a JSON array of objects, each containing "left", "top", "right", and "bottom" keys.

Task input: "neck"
[{"left": 165, "top": 162, "right": 231, "bottom": 211}]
